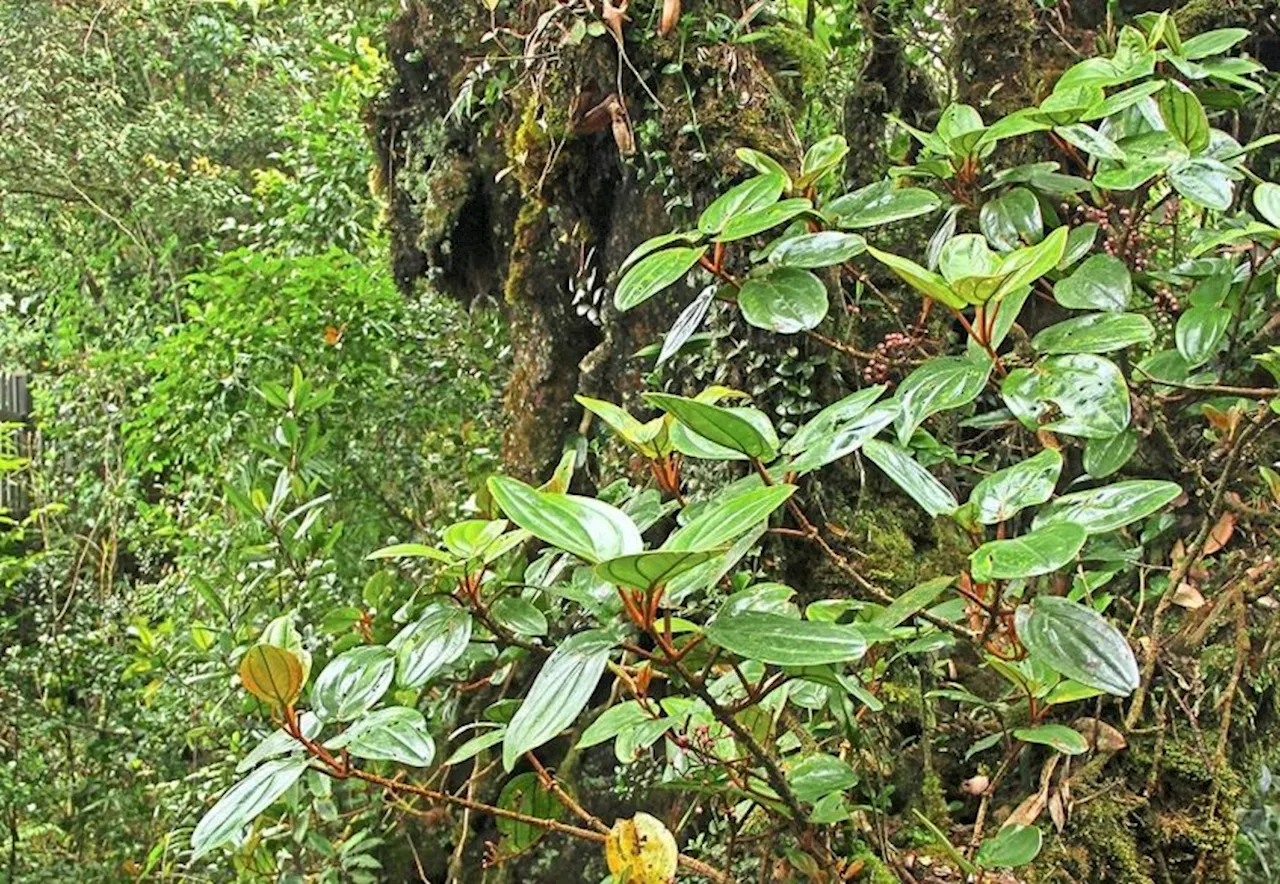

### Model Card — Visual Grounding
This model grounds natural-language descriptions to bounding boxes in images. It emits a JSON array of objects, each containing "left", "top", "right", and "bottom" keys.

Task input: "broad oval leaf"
[
  {"left": 488, "top": 476, "right": 642, "bottom": 564},
  {"left": 1175, "top": 305, "right": 1231, "bottom": 367},
  {"left": 1032, "top": 479, "right": 1181, "bottom": 535},
  {"left": 619, "top": 230, "right": 703, "bottom": 274},
  {"left": 828, "top": 181, "right": 942, "bottom": 229},
  {"left": 1083, "top": 430, "right": 1138, "bottom": 479},
  {"left": 1254, "top": 181, "right": 1280, "bottom": 227},
  {"left": 191, "top": 756, "right": 310, "bottom": 859},
  {"left": 706, "top": 611, "right": 866, "bottom": 666},
  {"left": 969, "top": 522, "right": 1086, "bottom": 583},
  {"left": 1158, "top": 82, "right": 1210, "bottom": 153},
  {"left": 491, "top": 597, "right": 548, "bottom": 637},
  {"left": 311, "top": 645, "right": 396, "bottom": 723},
  {"left": 895, "top": 356, "right": 993, "bottom": 445},
  {"left": 863, "top": 439, "right": 959, "bottom": 517},
  {"left": 502, "top": 629, "right": 615, "bottom": 770},
  {"left": 968, "top": 448, "right": 1063, "bottom": 525},
  {"left": 799, "top": 135, "right": 850, "bottom": 186},
  {"left": 1032, "top": 312, "right": 1156, "bottom": 354},
  {"left": 1015, "top": 596, "right": 1139, "bottom": 696},
  {"left": 788, "top": 753, "right": 857, "bottom": 803},
  {"left": 1001, "top": 354, "right": 1131, "bottom": 439},
  {"left": 664, "top": 484, "right": 796, "bottom": 552},
  {"left": 698, "top": 173, "right": 786, "bottom": 234},
  {"left": 390, "top": 604, "right": 474, "bottom": 687},
  {"left": 979, "top": 187, "right": 1043, "bottom": 251},
  {"left": 1053, "top": 254, "right": 1131, "bottom": 312},
  {"left": 1168, "top": 158, "right": 1234, "bottom": 211},
  {"left": 577, "top": 701, "right": 650, "bottom": 750},
  {"left": 499, "top": 771, "right": 560, "bottom": 852},
  {"left": 606, "top": 812, "right": 679, "bottom": 884},
  {"left": 324, "top": 706, "right": 435, "bottom": 767},
  {"left": 261, "top": 614, "right": 312, "bottom": 685},
  {"left": 976, "top": 824, "right": 1043, "bottom": 869},
  {"left": 738, "top": 267, "right": 829, "bottom": 333},
  {"left": 594, "top": 549, "right": 719, "bottom": 591},
  {"left": 643, "top": 393, "right": 778, "bottom": 460},
  {"left": 614, "top": 246, "right": 707, "bottom": 312},
  {"left": 240, "top": 644, "right": 304, "bottom": 710},
  {"left": 714, "top": 198, "right": 812, "bottom": 242},
  {"left": 1013, "top": 723, "right": 1089, "bottom": 756},
  {"left": 866, "top": 246, "right": 965, "bottom": 310},
  {"left": 769, "top": 231, "right": 866, "bottom": 268}
]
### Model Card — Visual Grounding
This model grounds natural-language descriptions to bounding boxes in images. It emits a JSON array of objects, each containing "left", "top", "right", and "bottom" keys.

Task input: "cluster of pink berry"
[
  {"left": 1153, "top": 285, "right": 1181, "bottom": 315},
  {"left": 863, "top": 331, "right": 916, "bottom": 384},
  {"left": 1068, "top": 203, "right": 1157, "bottom": 270}
]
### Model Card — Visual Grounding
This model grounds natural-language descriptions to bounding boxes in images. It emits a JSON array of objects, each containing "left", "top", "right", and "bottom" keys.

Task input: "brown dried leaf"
[
  {"left": 1171, "top": 581, "right": 1206, "bottom": 609},
  {"left": 658, "top": 0, "right": 680, "bottom": 36},
  {"left": 1072, "top": 717, "right": 1127, "bottom": 752},
  {"left": 1203, "top": 510, "right": 1237, "bottom": 556}
]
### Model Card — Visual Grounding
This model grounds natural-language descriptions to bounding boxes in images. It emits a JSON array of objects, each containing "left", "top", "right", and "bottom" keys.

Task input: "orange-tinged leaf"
[
  {"left": 1202, "top": 510, "right": 1236, "bottom": 556},
  {"left": 240, "top": 644, "right": 304, "bottom": 709}
]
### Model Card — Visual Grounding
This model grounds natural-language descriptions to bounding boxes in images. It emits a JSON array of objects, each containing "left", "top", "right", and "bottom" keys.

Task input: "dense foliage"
[{"left": 4, "top": 1, "right": 1280, "bottom": 883}]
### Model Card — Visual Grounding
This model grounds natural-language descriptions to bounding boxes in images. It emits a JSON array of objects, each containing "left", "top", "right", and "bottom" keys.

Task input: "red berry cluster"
[
  {"left": 1153, "top": 285, "right": 1180, "bottom": 315},
  {"left": 863, "top": 331, "right": 916, "bottom": 384},
  {"left": 1069, "top": 203, "right": 1156, "bottom": 270}
]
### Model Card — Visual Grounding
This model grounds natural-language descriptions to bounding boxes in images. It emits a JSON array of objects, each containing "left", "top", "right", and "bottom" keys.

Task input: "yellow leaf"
[
  {"left": 605, "top": 812, "right": 678, "bottom": 884},
  {"left": 239, "top": 644, "right": 304, "bottom": 709}
]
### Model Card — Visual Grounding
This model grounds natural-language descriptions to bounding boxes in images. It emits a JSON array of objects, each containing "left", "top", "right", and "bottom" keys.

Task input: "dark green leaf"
[
  {"left": 1013, "top": 724, "right": 1089, "bottom": 756},
  {"left": 1175, "top": 305, "right": 1231, "bottom": 366},
  {"left": 664, "top": 484, "right": 796, "bottom": 551},
  {"left": 1032, "top": 312, "right": 1156, "bottom": 354},
  {"left": 769, "top": 231, "right": 866, "bottom": 268},
  {"left": 1053, "top": 254, "right": 1131, "bottom": 312},
  {"left": 828, "top": 181, "right": 942, "bottom": 229},
  {"left": 191, "top": 757, "right": 310, "bottom": 858},
  {"left": 967, "top": 448, "right": 1063, "bottom": 525},
  {"left": 706, "top": 612, "right": 866, "bottom": 666},
  {"left": 788, "top": 753, "right": 857, "bottom": 803},
  {"left": 488, "top": 476, "right": 642, "bottom": 564},
  {"left": 325, "top": 706, "right": 435, "bottom": 767},
  {"left": 643, "top": 393, "right": 778, "bottom": 460},
  {"left": 698, "top": 174, "right": 786, "bottom": 234},
  {"left": 1033, "top": 479, "right": 1182, "bottom": 534},
  {"left": 969, "top": 522, "right": 1087, "bottom": 582},
  {"left": 311, "top": 646, "right": 396, "bottom": 723},
  {"left": 1015, "top": 596, "right": 1139, "bottom": 696},
  {"left": 895, "top": 356, "right": 993, "bottom": 445},
  {"left": 614, "top": 246, "right": 707, "bottom": 312},
  {"left": 390, "top": 605, "right": 473, "bottom": 688},
  {"left": 862, "top": 439, "right": 959, "bottom": 517},
  {"left": 738, "top": 267, "right": 829, "bottom": 333},
  {"left": 714, "top": 198, "right": 812, "bottom": 242},
  {"left": 976, "top": 825, "right": 1043, "bottom": 869},
  {"left": 594, "top": 549, "right": 719, "bottom": 591}
]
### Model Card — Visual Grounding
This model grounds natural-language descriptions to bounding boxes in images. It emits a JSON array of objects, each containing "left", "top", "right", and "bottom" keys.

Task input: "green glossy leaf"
[
  {"left": 390, "top": 604, "right": 473, "bottom": 688},
  {"left": 619, "top": 230, "right": 702, "bottom": 274},
  {"left": 738, "top": 267, "right": 829, "bottom": 333},
  {"left": 1055, "top": 123, "right": 1126, "bottom": 161},
  {"left": 785, "top": 386, "right": 886, "bottom": 455},
  {"left": 980, "top": 187, "right": 1043, "bottom": 251},
  {"left": 491, "top": 597, "right": 548, "bottom": 637},
  {"left": 736, "top": 148, "right": 792, "bottom": 188},
  {"left": 1175, "top": 305, "right": 1231, "bottom": 366},
  {"left": 1168, "top": 158, "right": 1234, "bottom": 210},
  {"left": 698, "top": 173, "right": 786, "bottom": 234},
  {"left": 1033, "top": 479, "right": 1181, "bottom": 535},
  {"left": 798, "top": 135, "right": 850, "bottom": 187},
  {"left": 862, "top": 439, "right": 959, "bottom": 517},
  {"left": 1015, "top": 596, "right": 1139, "bottom": 696},
  {"left": 1082, "top": 81, "right": 1165, "bottom": 121},
  {"left": 788, "top": 403, "right": 901, "bottom": 473},
  {"left": 706, "top": 612, "right": 867, "bottom": 666},
  {"left": 968, "top": 448, "right": 1063, "bottom": 525},
  {"left": 993, "top": 226, "right": 1068, "bottom": 299},
  {"left": 969, "top": 522, "right": 1087, "bottom": 582},
  {"left": 1158, "top": 82, "right": 1210, "bottom": 152},
  {"left": 828, "top": 181, "right": 942, "bottom": 229},
  {"left": 311, "top": 646, "right": 396, "bottom": 722},
  {"left": 497, "top": 772, "right": 559, "bottom": 851},
  {"left": 1254, "top": 182, "right": 1280, "bottom": 227},
  {"left": 866, "top": 246, "right": 966, "bottom": 309},
  {"left": 875, "top": 576, "right": 955, "bottom": 628},
  {"left": 976, "top": 824, "right": 1043, "bottom": 869},
  {"left": 367, "top": 542, "right": 451, "bottom": 562},
  {"left": 614, "top": 246, "right": 707, "bottom": 312},
  {"left": 1053, "top": 254, "right": 1131, "bottom": 312},
  {"left": 1002, "top": 354, "right": 1131, "bottom": 438},
  {"left": 895, "top": 356, "right": 992, "bottom": 445},
  {"left": 1032, "top": 312, "right": 1156, "bottom": 354},
  {"left": 488, "top": 476, "right": 642, "bottom": 564},
  {"left": 577, "top": 701, "right": 650, "bottom": 750},
  {"left": 325, "top": 706, "right": 435, "bottom": 767},
  {"left": 503, "top": 629, "right": 615, "bottom": 770},
  {"left": 1181, "top": 27, "right": 1249, "bottom": 59},
  {"left": 444, "top": 726, "right": 506, "bottom": 765},
  {"left": 643, "top": 393, "right": 777, "bottom": 460},
  {"left": 1013, "top": 724, "right": 1089, "bottom": 756},
  {"left": 594, "top": 549, "right": 719, "bottom": 591},
  {"left": 442, "top": 519, "right": 509, "bottom": 559},
  {"left": 1083, "top": 430, "right": 1138, "bottom": 479},
  {"left": 788, "top": 753, "right": 857, "bottom": 803},
  {"left": 191, "top": 757, "right": 311, "bottom": 858},
  {"left": 714, "top": 198, "right": 812, "bottom": 242},
  {"left": 664, "top": 485, "right": 796, "bottom": 551},
  {"left": 769, "top": 231, "right": 866, "bottom": 268},
  {"left": 236, "top": 712, "right": 321, "bottom": 774}
]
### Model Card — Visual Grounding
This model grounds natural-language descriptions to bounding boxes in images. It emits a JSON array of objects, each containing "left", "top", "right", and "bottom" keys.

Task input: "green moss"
[
  {"left": 750, "top": 25, "right": 828, "bottom": 102},
  {"left": 1030, "top": 789, "right": 1153, "bottom": 884},
  {"left": 846, "top": 842, "right": 897, "bottom": 884}
]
